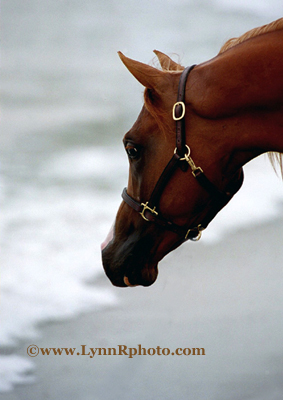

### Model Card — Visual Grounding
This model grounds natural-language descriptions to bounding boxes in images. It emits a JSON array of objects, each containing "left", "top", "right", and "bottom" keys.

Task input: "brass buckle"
[
  {"left": 140, "top": 202, "right": 158, "bottom": 222},
  {"left": 185, "top": 224, "right": 203, "bottom": 241},
  {"left": 172, "top": 101, "right": 186, "bottom": 121}
]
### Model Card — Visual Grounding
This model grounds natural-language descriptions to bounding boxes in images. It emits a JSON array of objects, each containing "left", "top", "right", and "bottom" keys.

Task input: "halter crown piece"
[{"left": 122, "top": 65, "right": 242, "bottom": 242}]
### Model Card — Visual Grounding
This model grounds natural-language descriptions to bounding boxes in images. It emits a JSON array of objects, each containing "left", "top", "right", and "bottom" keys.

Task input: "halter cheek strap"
[
  {"left": 121, "top": 65, "right": 243, "bottom": 241},
  {"left": 174, "top": 65, "right": 196, "bottom": 157}
]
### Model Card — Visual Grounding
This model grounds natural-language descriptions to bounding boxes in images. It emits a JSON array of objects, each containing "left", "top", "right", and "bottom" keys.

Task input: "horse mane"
[
  {"left": 218, "top": 18, "right": 283, "bottom": 54},
  {"left": 219, "top": 18, "right": 283, "bottom": 177}
]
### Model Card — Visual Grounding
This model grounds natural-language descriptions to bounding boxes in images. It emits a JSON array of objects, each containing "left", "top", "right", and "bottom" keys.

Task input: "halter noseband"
[{"left": 122, "top": 65, "right": 243, "bottom": 242}]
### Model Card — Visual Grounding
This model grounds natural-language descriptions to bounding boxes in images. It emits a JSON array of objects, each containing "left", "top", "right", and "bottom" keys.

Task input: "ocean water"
[{"left": 1, "top": 0, "right": 283, "bottom": 392}]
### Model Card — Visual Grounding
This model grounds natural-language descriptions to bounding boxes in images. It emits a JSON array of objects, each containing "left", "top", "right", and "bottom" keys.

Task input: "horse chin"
[{"left": 123, "top": 265, "right": 158, "bottom": 287}]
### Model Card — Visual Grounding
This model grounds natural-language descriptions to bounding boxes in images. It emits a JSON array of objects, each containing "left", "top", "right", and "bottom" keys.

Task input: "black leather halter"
[{"left": 122, "top": 65, "right": 243, "bottom": 241}]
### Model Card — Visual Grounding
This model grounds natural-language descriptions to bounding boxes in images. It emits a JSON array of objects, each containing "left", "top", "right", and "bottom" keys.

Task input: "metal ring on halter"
[
  {"left": 185, "top": 224, "right": 203, "bottom": 241},
  {"left": 174, "top": 144, "right": 191, "bottom": 160}
]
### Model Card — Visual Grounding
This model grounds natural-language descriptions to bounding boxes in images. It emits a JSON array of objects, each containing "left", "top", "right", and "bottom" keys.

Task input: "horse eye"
[{"left": 125, "top": 144, "right": 140, "bottom": 159}]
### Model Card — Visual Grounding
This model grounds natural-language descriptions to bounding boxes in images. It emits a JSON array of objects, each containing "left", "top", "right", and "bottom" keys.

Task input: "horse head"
[
  {"left": 101, "top": 50, "right": 245, "bottom": 287},
  {"left": 102, "top": 20, "right": 283, "bottom": 287}
]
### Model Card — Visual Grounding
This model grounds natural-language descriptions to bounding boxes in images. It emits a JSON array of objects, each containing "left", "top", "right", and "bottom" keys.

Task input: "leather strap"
[
  {"left": 122, "top": 187, "right": 202, "bottom": 239},
  {"left": 122, "top": 188, "right": 143, "bottom": 213},
  {"left": 147, "top": 152, "right": 180, "bottom": 209},
  {"left": 175, "top": 65, "right": 196, "bottom": 156},
  {"left": 193, "top": 168, "right": 231, "bottom": 202}
]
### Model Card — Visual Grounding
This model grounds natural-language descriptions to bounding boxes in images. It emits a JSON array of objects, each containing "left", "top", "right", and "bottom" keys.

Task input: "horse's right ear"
[{"left": 118, "top": 52, "right": 168, "bottom": 92}]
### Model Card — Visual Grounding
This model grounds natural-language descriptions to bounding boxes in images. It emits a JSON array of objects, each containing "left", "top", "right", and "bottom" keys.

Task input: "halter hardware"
[
  {"left": 185, "top": 224, "right": 203, "bottom": 241},
  {"left": 174, "top": 145, "right": 204, "bottom": 176},
  {"left": 172, "top": 101, "right": 186, "bottom": 121},
  {"left": 121, "top": 64, "right": 243, "bottom": 242},
  {"left": 140, "top": 202, "right": 158, "bottom": 221}
]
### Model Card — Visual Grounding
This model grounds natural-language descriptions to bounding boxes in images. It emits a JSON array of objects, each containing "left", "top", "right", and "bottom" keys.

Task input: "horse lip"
[
  {"left": 123, "top": 264, "right": 158, "bottom": 287},
  {"left": 123, "top": 276, "right": 138, "bottom": 287}
]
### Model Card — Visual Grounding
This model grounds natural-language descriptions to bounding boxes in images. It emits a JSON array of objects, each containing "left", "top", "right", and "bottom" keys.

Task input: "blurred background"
[{"left": 1, "top": 0, "right": 283, "bottom": 396}]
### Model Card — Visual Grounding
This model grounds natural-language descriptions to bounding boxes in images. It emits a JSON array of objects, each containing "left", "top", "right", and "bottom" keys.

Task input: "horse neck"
[{"left": 186, "top": 29, "right": 283, "bottom": 171}]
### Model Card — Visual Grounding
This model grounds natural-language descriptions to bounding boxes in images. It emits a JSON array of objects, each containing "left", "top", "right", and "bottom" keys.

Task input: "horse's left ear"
[
  {"left": 118, "top": 51, "right": 169, "bottom": 92},
  {"left": 153, "top": 50, "right": 183, "bottom": 71}
]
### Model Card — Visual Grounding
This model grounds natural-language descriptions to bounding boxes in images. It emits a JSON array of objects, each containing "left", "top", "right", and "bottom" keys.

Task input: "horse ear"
[
  {"left": 118, "top": 51, "right": 167, "bottom": 91},
  {"left": 153, "top": 50, "right": 183, "bottom": 71}
]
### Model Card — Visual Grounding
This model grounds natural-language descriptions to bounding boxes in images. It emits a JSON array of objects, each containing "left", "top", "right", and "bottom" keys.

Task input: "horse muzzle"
[
  {"left": 102, "top": 245, "right": 158, "bottom": 287},
  {"left": 101, "top": 227, "right": 159, "bottom": 287}
]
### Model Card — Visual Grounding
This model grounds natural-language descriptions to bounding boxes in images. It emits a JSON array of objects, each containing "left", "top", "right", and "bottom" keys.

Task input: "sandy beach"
[{"left": 1, "top": 217, "right": 283, "bottom": 400}]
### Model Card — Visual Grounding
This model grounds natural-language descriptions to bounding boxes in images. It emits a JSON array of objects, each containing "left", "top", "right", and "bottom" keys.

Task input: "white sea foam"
[
  {"left": 1, "top": 148, "right": 124, "bottom": 348},
  {"left": 0, "top": 356, "right": 35, "bottom": 393},
  {"left": 0, "top": 147, "right": 122, "bottom": 391}
]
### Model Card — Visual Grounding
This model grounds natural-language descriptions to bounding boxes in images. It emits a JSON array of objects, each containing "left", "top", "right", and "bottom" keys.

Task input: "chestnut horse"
[{"left": 102, "top": 19, "right": 283, "bottom": 287}]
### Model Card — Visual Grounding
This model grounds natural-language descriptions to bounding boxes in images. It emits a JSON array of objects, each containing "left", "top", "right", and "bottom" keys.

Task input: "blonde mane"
[
  {"left": 219, "top": 18, "right": 283, "bottom": 54},
  {"left": 219, "top": 18, "right": 283, "bottom": 177}
]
